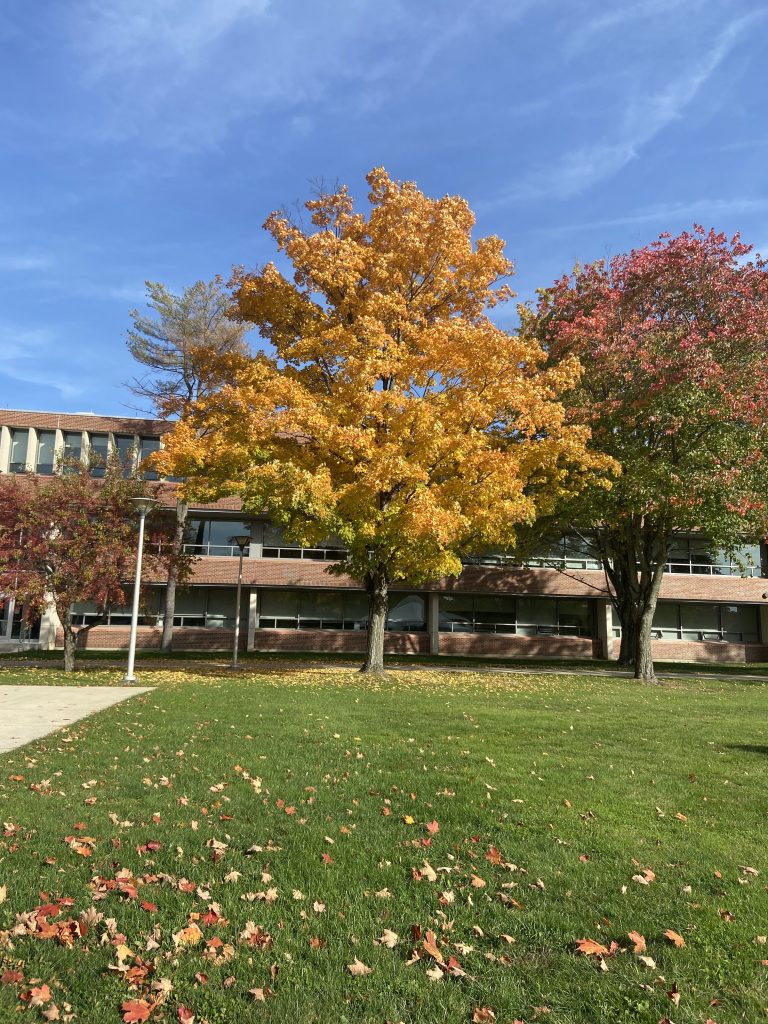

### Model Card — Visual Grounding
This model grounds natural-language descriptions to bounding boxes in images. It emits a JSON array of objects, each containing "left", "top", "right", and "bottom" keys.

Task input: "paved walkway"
[{"left": 0, "top": 685, "right": 152, "bottom": 753}]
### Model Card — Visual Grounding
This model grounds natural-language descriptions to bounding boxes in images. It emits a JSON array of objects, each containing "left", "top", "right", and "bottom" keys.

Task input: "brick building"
[{"left": 2, "top": 409, "right": 767, "bottom": 663}]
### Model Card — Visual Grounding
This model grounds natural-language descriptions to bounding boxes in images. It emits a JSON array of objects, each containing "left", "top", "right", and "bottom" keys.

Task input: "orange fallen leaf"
[
  {"left": 664, "top": 929, "right": 686, "bottom": 948},
  {"left": 575, "top": 938, "right": 609, "bottom": 956},
  {"left": 627, "top": 930, "right": 646, "bottom": 953},
  {"left": 121, "top": 1000, "right": 152, "bottom": 1023}
]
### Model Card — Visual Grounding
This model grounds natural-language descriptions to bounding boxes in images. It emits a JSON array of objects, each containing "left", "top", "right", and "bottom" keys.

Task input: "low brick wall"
[
  {"left": 606, "top": 637, "right": 768, "bottom": 664},
  {"left": 250, "top": 629, "right": 430, "bottom": 655},
  {"left": 57, "top": 626, "right": 244, "bottom": 651},
  {"left": 439, "top": 632, "right": 601, "bottom": 659},
  {"left": 56, "top": 625, "right": 767, "bottom": 663}
]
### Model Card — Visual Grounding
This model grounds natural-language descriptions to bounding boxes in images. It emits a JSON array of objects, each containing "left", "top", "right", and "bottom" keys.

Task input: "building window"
[
  {"left": 185, "top": 519, "right": 253, "bottom": 557},
  {"left": 257, "top": 589, "right": 424, "bottom": 632},
  {"left": 114, "top": 435, "right": 136, "bottom": 477},
  {"left": 63, "top": 431, "right": 82, "bottom": 463},
  {"left": 35, "top": 431, "right": 56, "bottom": 475},
  {"left": 9, "top": 428, "right": 29, "bottom": 472},
  {"left": 612, "top": 602, "right": 760, "bottom": 643},
  {"left": 439, "top": 595, "right": 594, "bottom": 637},
  {"left": 261, "top": 523, "right": 347, "bottom": 561},
  {"left": 139, "top": 437, "right": 161, "bottom": 480},
  {"left": 667, "top": 537, "right": 763, "bottom": 577},
  {"left": 87, "top": 433, "right": 109, "bottom": 477}
]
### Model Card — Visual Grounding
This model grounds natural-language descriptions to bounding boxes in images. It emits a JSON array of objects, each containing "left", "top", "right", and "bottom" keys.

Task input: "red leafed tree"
[
  {"left": 522, "top": 226, "right": 768, "bottom": 682},
  {"left": 0, "top": 463, "right": 178, "bottom": 671}
]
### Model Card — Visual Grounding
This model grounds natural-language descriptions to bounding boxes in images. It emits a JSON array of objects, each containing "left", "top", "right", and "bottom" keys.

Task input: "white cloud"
[
  {"left": 489, "top": 11, "right": 765, "bottom": 205},
  {"left": 545, "top": 196, "right": 768, "bottom": 233},
  {"left": 0, "top": 253, "right": 53, "bottom": 272},
  {"left": 0, "top": 324, "right": 87, "bottom": 398}
]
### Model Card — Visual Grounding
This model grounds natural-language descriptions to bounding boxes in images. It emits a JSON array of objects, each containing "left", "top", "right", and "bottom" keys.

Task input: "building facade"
[{"left": 2, "top": 409, "right": 768, "bottom": 662}]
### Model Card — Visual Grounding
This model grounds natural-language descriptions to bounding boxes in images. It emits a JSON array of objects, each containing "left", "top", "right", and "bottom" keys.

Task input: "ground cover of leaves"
[{"left": 0, "top": 667, "right": 767, "bottom": 1024}]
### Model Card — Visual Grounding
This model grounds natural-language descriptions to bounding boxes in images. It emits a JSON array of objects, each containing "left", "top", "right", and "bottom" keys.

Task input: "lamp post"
[
  {"left": 124, "top": 496, "right": 157, "bottom": 684},
  {"left": 230, "top": 533, "right": 251, "bottom": 669}
]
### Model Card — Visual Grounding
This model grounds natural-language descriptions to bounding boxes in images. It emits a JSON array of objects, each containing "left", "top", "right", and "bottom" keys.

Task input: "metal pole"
[
  {"left": 124, "top": 508, "right": 148, "bottom": 684},
  {"left": 231, "top": 545, "right": 244, "bottom": 669}
]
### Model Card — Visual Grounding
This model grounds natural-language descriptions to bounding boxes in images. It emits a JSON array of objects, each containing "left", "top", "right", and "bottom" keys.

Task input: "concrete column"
[
  {"left": 247, "top": 590, "right": 259, "bottom": 650},
  {"left": 249, "top": 521, "right": 263, "bottom": 559},
  {"left": 39, "top": 598, "right": 60, "bottom": 650},
  {"left": 427, "top": 592, "right": 440, "bottom": 656},
  {"left": 2, "top": 596, "right": 15, "bottom": 639},
  {"left": 596, "top": 599, "right": 616, "bottom": 660},
  {"left": 25, "top": 428, "right": 37, "bottom": 472},
  {"left": 0, "top": 425, "right": 10, "bottom": 473},
  {"left": 759, "top": 604, "right": 768, "bottom": 645},
  {"left": 54, "top": 428, "right": 65, "bottom": 469}
]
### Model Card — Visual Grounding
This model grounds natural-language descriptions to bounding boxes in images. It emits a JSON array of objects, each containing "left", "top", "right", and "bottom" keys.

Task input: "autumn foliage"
[
  {"left": 523, "top": 226, "right": 768, "bottom": 680},
  {"left": 158, "top": 168, "right": 609, "bottom": 670}
]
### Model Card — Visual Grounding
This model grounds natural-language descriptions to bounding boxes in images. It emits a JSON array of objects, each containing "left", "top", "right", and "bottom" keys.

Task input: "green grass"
[
  {"left": 4, "top": 646, "right": 768, "bottom": 678},
  {"left": 1, "top": 667, "right": 767, "bottom": 1023}
]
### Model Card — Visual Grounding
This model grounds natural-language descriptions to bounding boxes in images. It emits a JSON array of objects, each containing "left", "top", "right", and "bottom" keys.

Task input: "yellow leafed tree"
[{"left": 158, "top": 169, "right": 610, "bottom": 671}]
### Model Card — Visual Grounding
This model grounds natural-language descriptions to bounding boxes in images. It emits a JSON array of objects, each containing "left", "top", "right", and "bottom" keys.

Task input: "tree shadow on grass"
[{"left": 723, "top": 744, "right": 768, "bottom": 756}]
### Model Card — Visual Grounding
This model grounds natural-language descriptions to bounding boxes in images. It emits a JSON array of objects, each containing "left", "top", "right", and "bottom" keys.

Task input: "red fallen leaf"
[
  {"left": 121, "top": 1000, "right": 152, "bottom": 1023},
  {"left": 426, "top": 820, "right": 440, "bottom": 834},
  {"left": 664, "top": 929, "right": 686, "bottom": 948},
  {"left": 382, "top": 807, "right": 392, "bottom": 816},
  {"left": 1, "top": 971, "right": 24, "bottom": 985},
  {"left": 321, "top": 853, "right": 333, "bottom": 864},
  {"left": 206, "top": 937, "right": 223, "bottom": 949},
  {"left": 177, "top": 1009, "right": 195, "bottom": 1024},
  {"left": 486, "top": 845, "right": 503, "bottom": 865},
  {"left": 579, "top": 854, "right": 590, "bottom": 863},
  {"left": 194, "top": 972, "right": 208, "bottom": 985},
  {"left": 575, "top": 938, "right": 610, "bottom": 956},
  {"left": 140, "top": 902, "right": 158, "bottom": 912},
  {"left": 472, "top": 1010, "right": 496, "bottom": 1023}
]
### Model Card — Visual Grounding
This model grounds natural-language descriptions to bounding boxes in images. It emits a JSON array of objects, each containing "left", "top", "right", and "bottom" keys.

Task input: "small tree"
[
  {"left": 521, "top": 227, "right": 768, "bottom": 682},
  {"left": 126, "top": 277, "right": 252, "bottom": 650},
  {"left": 157, "top": 169, "right": 609, "bottom": 672},
  {"left": 0, "top": 462, "right": 177, "bottom": 672}
]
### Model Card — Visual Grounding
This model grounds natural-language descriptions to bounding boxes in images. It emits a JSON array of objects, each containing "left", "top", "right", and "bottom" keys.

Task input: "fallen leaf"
[
  {"left": 664, "top": 929, "right": 686, "bottom": 948},
  {"left": 628, "top": 931, "right": 646, "bottom": 953},
  {"left": 121, "top": 1000, "right": 151, "bottom": 1023},
  {"left": 575, "top": 938, "right": 609, "bottom": 956},
  {"left": 472, "top": 1009, "right": 496, "bottom": 1023},
  {"left": 347, "top": 958, "right": 372, "bottom": 977},
  {"left": 377, "top": 929, "right": 399, "bottom": 948}
]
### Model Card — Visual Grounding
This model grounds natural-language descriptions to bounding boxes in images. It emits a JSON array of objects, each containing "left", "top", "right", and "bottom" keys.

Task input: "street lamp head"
[
  {"left": 130, "top": 496, "right": 158, "bottom": 516},
  {"left": 230, "top": 533, "right": 251, "bottom": 551}
]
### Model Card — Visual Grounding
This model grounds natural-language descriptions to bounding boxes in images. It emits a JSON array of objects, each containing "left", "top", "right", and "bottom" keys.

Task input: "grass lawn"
[{"left": 1, "top": 667, "right": 767, "bottom": 1023}]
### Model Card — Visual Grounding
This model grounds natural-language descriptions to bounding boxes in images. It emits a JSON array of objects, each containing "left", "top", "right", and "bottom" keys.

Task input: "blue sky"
[{"left": 1, "top": 0, "right": 766, "bottom": 414}]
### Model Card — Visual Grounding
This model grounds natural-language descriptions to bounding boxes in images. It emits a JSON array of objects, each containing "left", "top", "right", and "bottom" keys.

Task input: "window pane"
[
  {"left": 439, "top": 594, "right": 474, "bottom": 631},
  {"left": 63, "top": 431, "right": 82, "bottom": 459},
  {"left": 139, "top": 437, "right": 160, "bottom": 479},
  {"left": 387, "top": 594, "right": 426, "bottom": 631},
  {"left": 557, "top": 599, "right": 592, "bottom": 635},
  {"left": 517, "top": 597, "right": 557, "bottom": 628},
  {"left": 36, "top": 431, "right": 56, "bottom": 474},
  {"left": 680, "top": 602, "right": 720, "bottom": 640},
  {"left": 9, "top": 428, "right": 29, "bottom": 471},
  {"left": 261, "top": 589, "right": 301, "bottom": 618},
  {"left": 652, "top": 602, "right": 680, "bottom": 639},
  {"left": 115, "top": 435, "right": 136, "bottom": 476},
  {"left": 721, "top": 604, "right": 759, "bottom": 642}
]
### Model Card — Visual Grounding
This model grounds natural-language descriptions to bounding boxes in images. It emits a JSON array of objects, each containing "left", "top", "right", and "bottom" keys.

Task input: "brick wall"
[
  {"left": 55, "top": 625, "right": 767, "bottom": 663},
  {"left": 56, "top": 626, "right": 245, "bottom": 651},
  {"left": 606, "top": 637, "right": 768, "bottom": 664},
  {"left": 439, "top": 633, "right": 601, "bottom": 659},
  {"left": 250, "top": 629, "right": 430, "bottom": 655}
]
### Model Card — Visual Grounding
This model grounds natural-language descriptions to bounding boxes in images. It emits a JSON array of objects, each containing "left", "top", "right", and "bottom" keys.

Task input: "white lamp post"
[
  {"left": 230, "top": 533, "right": 251, "bottom": 669},
  {"left": 124, "top": 496, "right": 157, "bottom": 684}
]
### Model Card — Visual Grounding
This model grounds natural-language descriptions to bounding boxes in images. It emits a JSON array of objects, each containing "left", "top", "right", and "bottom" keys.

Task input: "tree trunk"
[
  {"left": 362, "top": 567, "right": 388, "bottom": 673},
  {"left": 616, "top": 601, "right": 636, "bottom": 667},
  {"left": 62, "top": 610, "right": 76, "bottom": 673},
  {"left": 161, "top": 501, "right": 187, "bottom": 652},
  {"left": 634, "top": 602, "right": 658, "bottom": 683}
]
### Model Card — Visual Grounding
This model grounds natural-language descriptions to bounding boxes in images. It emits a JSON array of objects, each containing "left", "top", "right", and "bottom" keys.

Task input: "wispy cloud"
[
  {"left": 566, "top": 0, "right": 695, "bottom": 55},
  {"left": 546, "top": 197, "right": 768, "bottom": 234},
  {"left": 488, "top": 11, "right": 764, "bottom": 205},
  {"left": 0, "top": 324, "right": 88, "bottom": 399},
  {"left": 0, "top": 253, "right": 53, "bottom": 272}
]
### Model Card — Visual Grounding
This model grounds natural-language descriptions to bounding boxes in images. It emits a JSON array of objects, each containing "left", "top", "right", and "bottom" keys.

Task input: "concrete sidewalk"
[{"left": 0, "top": 685, "right": 151, "bottom": 753}]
